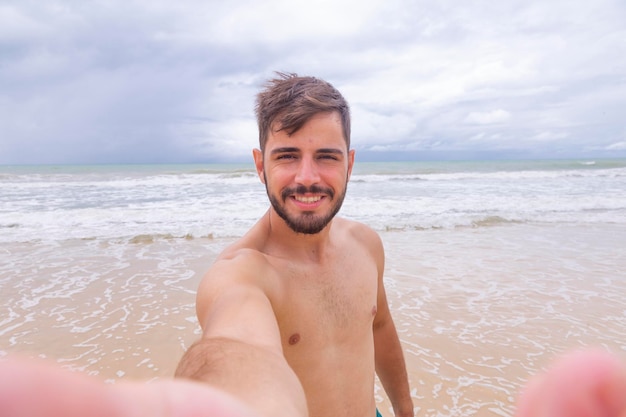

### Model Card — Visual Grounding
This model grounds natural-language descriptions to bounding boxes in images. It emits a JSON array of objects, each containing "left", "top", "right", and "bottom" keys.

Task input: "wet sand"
[
  {"left": 378, "top": 223, "right": 626, "bottom": 416},
  {"left": 1, "top": 223, "right": 625, "bottom": 416},
  {"left": 0, "top": 237, "right": 214, "bottom": 380}
]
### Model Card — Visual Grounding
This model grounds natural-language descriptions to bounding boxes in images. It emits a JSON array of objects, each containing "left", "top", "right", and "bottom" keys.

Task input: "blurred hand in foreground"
[
  {"left": 515, "top": 349, "right": 626, "bottom": 417},
  {"left": 1, "top": 349, "right": 625, "bottom": 417}
]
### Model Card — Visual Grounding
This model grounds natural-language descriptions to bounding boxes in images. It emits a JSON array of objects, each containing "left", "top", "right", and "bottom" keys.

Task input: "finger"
[
  {"left": 0, "top": 356, "right": 259, "bottom": 417},
  {"left": 515, "top": 349, "right": 626, "bottom": 417}
]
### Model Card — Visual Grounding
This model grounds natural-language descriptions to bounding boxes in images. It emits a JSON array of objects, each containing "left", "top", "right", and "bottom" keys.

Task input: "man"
[{"left": 173, "top": 72, "right": 414, "bottom": 417}]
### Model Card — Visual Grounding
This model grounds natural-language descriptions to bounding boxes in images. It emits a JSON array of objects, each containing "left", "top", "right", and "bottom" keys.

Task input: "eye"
[
  {"left": 276, "top": 154, "right": 296, "bottom": 160},
  {"left": 318, "top": 154, "right": 339, "bottom": 161}
]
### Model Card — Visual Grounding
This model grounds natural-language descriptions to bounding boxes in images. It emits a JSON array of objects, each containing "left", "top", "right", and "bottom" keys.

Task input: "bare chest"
[{"left": 272, "top": 253, "right": 379, "bottom": 348}]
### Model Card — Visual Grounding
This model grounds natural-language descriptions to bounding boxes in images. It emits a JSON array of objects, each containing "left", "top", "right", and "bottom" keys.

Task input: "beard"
[{"left": 265, "top": 179, "right": 348, "bottom": 235}]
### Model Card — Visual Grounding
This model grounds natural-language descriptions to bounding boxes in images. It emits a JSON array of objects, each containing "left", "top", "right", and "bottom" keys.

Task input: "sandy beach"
[{"left": 2, "top": 222, "right": 625, "bottom": 416}]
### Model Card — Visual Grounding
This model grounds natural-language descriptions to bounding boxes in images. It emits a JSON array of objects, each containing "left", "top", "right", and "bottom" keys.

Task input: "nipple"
[{"left": 288, "top": 333, "right": 301, "bottom": 345}]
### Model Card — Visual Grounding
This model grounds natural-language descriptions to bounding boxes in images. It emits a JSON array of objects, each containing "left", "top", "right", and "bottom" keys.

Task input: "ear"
[
  {"left": 346, "top": 149, "right": 356, "bottom": 180},
  {"left": 252, "top": 148, "right": 265, "bottom": 184}
]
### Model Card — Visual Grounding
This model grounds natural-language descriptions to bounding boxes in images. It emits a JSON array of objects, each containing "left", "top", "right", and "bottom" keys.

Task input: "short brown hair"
[{"left": 255, "top": 72, "right": 351, "bottom": 152}]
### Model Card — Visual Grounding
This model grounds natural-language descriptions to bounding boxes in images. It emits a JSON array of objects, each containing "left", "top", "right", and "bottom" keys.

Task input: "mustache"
[{"left": 281, "top": 185, "right": 334, "bottom": 200}]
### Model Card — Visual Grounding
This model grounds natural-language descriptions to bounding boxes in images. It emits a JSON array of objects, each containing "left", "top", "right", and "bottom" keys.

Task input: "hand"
[
  {"left": 515, "top": 349, "right": 626, "bottom": 417},
  {"left": 0, "top": 356, "right": 260, "bottom": 417}
]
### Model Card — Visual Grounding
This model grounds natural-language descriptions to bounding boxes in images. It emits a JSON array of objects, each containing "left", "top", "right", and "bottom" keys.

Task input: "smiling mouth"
[
  {"left": 282, "top": 185, "right": 334, "bottom": 204},
  {"left": 294, "top": 195, "right": 323, "bottom": 203}
]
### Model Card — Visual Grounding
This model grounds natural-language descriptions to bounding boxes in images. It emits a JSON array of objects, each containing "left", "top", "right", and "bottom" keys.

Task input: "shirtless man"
[{"left": 173, "top": 72, "right": 414, "bottom": 417}]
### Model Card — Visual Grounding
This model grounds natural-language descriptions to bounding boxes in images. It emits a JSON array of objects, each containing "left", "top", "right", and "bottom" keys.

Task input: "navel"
[{"left": 288, "top": 333, "right": 301, "bottom": 345}]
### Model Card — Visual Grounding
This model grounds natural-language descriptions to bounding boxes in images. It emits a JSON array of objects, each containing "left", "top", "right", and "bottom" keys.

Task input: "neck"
[{"left": 264, "top": 209, "right": 334, "bottom": 261}]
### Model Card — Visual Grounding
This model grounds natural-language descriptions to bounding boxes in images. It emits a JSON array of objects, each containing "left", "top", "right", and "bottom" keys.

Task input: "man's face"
[{"left": 253, "top": 112, "right": 354, "bottom": 234}]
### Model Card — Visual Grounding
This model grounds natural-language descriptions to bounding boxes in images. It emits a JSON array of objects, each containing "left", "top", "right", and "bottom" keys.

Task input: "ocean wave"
[
  {"left": 217, "top": 171, "right": 257, "bottom": 178},
  {"left": 351, "top": 167, "right": 626, "bottom": 183},
  {"left": 378, "top": 216, "right": 525, "bottom": 232},
  {"left": 189, "top": 168, "right": 248, "bottom": 175},
  {"left": 2, "top": 160, "right": 625, "bottom": 244},
  {"left": 128, "top": 233, "right": 214, "bottom": 244},
  {"left": 469, "top": 216, "right": 523, "bottom": 228},
  {"left": 351, "top": 175, "right": 423, "bottom": 183}
]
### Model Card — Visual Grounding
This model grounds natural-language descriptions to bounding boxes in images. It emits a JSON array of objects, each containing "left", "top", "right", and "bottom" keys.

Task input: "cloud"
[
  {"left": 529, "top": 131, "right": 570, "bottom": 142},
  {"left": 606, "top": 141, "right": 626, "bottom": 151},
  {"left": 464, "top": 109, "right": 512, "bottom": 125},
  {"left": 1, "top": 0, "right": 625, "bottom": 164}
]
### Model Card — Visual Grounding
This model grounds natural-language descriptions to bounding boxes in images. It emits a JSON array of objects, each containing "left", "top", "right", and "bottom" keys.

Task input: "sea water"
[{"left": 2, "top": 158, "right": 625, "bottom": 243}]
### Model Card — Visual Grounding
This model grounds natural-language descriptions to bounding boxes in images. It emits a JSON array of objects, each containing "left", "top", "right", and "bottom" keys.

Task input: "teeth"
[{"left": 295, "top": 195, "right": 321, "bottom": 203}]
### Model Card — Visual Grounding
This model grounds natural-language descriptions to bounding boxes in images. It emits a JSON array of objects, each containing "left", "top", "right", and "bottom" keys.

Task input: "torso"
[{"left": 221, "top": 214, "right": 381, "bottom": 417}]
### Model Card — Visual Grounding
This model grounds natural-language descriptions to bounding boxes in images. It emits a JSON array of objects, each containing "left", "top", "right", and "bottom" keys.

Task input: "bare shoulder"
[
  {"left": 195, "top": 246, "right": 275, "bottom": 323},
  {"left": 199, "top": 246, "right": 271, "bottom": 294},
  {"left": 336, "top": 217, "right": 383, "bottom": 250},
  {"left": 215, "top": 244, "right": 268, "bottom": 268},
  {"left": 335, "top": 217, "right": 385, "bottom": 267}
]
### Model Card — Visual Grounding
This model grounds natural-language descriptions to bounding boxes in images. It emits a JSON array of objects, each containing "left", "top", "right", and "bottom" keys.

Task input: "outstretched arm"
[{"left": 174, "top": 254, "right": 308, "bottom": 417}]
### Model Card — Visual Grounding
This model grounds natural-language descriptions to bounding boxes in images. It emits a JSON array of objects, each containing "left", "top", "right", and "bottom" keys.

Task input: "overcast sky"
[{"left": 1, "top": 0, "right": 625, "bottom": 164}]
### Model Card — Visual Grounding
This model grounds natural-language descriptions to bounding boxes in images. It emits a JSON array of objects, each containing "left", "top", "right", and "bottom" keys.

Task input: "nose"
[{"left": 294, "top": 157, "right": 320, "bottom": 187}]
